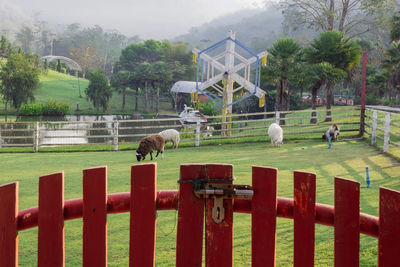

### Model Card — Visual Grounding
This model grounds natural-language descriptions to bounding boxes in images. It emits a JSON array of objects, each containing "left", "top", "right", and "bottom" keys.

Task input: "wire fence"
[{"left": 0, "top": 107, "right": 361, "bottom": 152}]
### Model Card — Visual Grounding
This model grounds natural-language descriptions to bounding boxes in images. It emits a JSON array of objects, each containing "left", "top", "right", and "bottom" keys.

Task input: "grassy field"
[
  {"left": 1, "top": 138, "right": 400, "bottom": 266},
  {"left": 0, "top": 70, "right": 173, "bottom": 115}
]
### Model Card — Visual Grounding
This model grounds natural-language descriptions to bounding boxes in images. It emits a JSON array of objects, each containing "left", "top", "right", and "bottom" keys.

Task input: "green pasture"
[
  {"left": 0, "top": 70, "right": 173, "bottom": 115},
  {"left": 1, "top": 139, "right": 400, "bottom": 266}
]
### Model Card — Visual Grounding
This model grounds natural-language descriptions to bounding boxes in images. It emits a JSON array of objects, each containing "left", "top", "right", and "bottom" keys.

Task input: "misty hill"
[
  {"left": 0, "top": 1, "right": 32, "bottom": 39},
  {"left": 174, "top": 5, "right": 284, "bottom": 52}
]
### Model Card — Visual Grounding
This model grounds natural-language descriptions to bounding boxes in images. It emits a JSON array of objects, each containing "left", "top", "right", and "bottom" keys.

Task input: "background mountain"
[
  {"left": 174, "top": 5, "right": 285, "bottom": 52},
  {"left": 0, "top": 1, "right": 33, "bottom": 40}
]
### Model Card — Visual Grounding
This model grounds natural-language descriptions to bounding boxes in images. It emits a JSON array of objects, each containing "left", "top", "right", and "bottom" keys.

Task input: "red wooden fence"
[{"left": 1, "top": 163, "right": 399, "bottom": 266}]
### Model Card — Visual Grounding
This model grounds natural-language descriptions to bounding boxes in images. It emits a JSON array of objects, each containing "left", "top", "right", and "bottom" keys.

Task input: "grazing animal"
[
  {"left": 158, "top": 129, "right": 180, "bottom": 149},
  {"left": 204, "top": 126, "right": 214, "bottom": 137},
  {"left": 136, "top": 134, "right": 166, "bottom": 161},
  {"left": 268, "top": 123, "right": 283, "bottom": 147},
  {"left": 322, "top": 124, "right": 340, "bottom": 141}
]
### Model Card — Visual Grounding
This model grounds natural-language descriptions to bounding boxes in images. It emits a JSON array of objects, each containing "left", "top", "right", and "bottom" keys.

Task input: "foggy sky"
[{"left": 9, "top": 0, "right": 269, "bottom": 39}]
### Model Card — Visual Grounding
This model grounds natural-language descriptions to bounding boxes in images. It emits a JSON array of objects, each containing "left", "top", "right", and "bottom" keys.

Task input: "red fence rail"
[{"left": 1, "top": 163, "right": 399, "bottom": 266}]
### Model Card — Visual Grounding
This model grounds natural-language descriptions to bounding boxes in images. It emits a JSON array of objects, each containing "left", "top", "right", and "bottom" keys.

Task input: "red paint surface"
[
  {"left": 0, "top": 182, "right": 18, "bottom": 267},
  {"left": 176, "top": 164, "right": 205, "bottom": 267},
  {"left": 293, "top": 171, "right": 316, "bottom": 267},
  {"left": 378, "top": 187, "right": 400, "bottom": 266},
  {"left": 205, "top": 164, "right": 233, "bottom": 267},
  {"left": 83, "top": 166, "right": 108, "bottom": 267},
  {"left": 38, "top": 172, "right": 65, "bottom": 267},
  {"left": 252, "top": 166, "right": 277, "bottom": 267},
  {"left": 129, "top": 163, "right": 157, "bottom": 267},
  {"left": 334, "top": 177, "right": 360, "bottom": 267}
]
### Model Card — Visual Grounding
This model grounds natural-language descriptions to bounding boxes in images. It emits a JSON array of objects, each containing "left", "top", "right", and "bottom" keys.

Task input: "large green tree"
[
  {"left": 110, "top": 70, "right": 130, "bottom": 112},
  {"left": 0, "top": 51, "right": 40, "bottom": 114},
  {"left": 304, "top": 31, "right": 361, "bottom": 121},
  {"left": 85, "top": 70, "right": 113, "bottom": 112},
  {"left": 263, "top": 38, "right": 302, "bottom": 124},
  {"left": 116, "top": 40, "right": 193, "bottom": 113}
]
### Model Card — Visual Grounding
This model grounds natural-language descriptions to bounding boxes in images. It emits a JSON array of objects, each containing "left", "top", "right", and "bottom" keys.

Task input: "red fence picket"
[
  {"left": 83, "top": 166, "right": 108, "bottom": 267},
  {"left": 38, "top": 172, "right": 65, "bottom": 267},
  {"left": 204, "top": 164, "right": 234, "bottom": 267},
  {"left": 176, "top": 164, "right": 206, "bottom": 267},
  {"left": 0, "top": 182, "right": 18, "bottom": 267},
  {"left": 334, "top": 177, "right": 360, "bottom": 267},
  {"left": 378, "top": 187, "right": 400, "bottom": 266},
  {"left": 130, "top": 163, "right": 157, "bottom": 267},
  {"left": 293, "top": 171, "right": 316, "bottom": 267},
  {"left": 252, "top": 166, "right": 277, "bottom": 267},
  {"left": 1, "top": 163, "right": 400, "bottom": 266}
]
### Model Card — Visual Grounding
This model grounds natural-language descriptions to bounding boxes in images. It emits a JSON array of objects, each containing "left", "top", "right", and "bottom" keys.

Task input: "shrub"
[
  {"left": 197, "top": 101, "right": 220, "bottom": 116},
  {"left": 41, "top": 100, "right": 70, "bottom": 116},
  {"left": 18, "top": 100, "right": 70, "bottom": 116},
  {"left": 19, "top": 103, "right": 42, "bottom": 116}
]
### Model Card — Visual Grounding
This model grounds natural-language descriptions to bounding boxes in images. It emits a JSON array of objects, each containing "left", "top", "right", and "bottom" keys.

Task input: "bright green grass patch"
[
  {"left": 0, "top": 69, "right": 172, "bottom": 115},
  {"left": 1, "top": 139, "right": 399, "bottom": 266}
]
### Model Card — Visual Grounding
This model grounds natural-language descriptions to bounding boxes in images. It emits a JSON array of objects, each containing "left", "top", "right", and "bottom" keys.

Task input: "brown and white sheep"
[
  {"left": 136, "top": 134, "right": 166, "bottom": 161},
  {"left": 322, "top": 124, "right": 340, "bottom": 141}
]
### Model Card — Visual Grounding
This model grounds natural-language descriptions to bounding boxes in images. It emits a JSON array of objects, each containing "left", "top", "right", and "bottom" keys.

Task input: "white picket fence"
[{"left": 365, "top": 108, "right": 400, "bottom": 153}]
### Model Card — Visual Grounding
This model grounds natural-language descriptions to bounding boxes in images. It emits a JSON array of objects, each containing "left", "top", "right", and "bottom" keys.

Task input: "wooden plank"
[
  {"left": 252, "top": 166, "right": 277, "bottom": 267},
  {"left": 293, "top": 171, "right": 316, "bottom": 267},
  {"left": 129, "top": 163, "right": 157, "bottom": 267},
  {"left": 176, "top": 164, "right": 206, "bottom": 267},
  {"left": 83, "top": 166, "right": 108, "bottom": 267},
  {"left": 0, "top": 182, "right": 19, "bottom": 267},
  {"left": 38, "top": 172, "right": 65, "bottom": 267},
  {"left": 205, "top": 164, "right": 233, "bottom": 267},
  {"left": 378, "top": 187, "right": 400, "bottom": 266},
  {"left": 334, "top": 177, "right": 360, "bottom": 267}
]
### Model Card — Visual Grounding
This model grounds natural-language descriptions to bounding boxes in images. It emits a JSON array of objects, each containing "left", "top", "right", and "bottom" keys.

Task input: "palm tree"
[
  {"left": 303, "top": 31, "right": 361, "bottom": 121},
  {"left": 263, "top": 38, "right": 302, "bottom": 125}
]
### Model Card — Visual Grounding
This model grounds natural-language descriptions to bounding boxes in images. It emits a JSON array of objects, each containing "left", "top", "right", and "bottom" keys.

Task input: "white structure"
[{"left": 192, "top": 30, "right": 267, "bottom": 136}]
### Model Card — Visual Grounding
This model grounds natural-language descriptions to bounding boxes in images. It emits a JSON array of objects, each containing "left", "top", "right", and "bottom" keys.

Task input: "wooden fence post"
[
  {"left": 113, "top": 120, "right": 118, "bottom": 151},
  {"left": 33, "top": 122, "right": 39, "bottom": 153},
  {"left": 195, "top": 121, "right": 200, "bottom": 147},
  {"left": 383, "top": 112, "right": 390, "bottom": 152},
  {"left": 0, "top": 182, "right": 19, "bottom": 267},
  {"left": 275, "top": 111, "right": 280, "bottom": 125},
  {"left": 371, "top": 110, "right": 377, "bottom": 145}
]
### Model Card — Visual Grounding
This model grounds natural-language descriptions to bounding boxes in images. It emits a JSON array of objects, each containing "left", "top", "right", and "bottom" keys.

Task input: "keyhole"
[{"left": 216, "top": 207, "right": 220, "bottom": 220}]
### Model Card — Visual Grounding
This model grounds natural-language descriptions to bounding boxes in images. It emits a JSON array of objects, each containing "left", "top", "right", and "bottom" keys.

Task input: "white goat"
[
  {"left": 159, "top": 129, "right": 180, "bottom": 149},
  {"left": 268, "top": 123, "right": 283, "bottom": 147}
]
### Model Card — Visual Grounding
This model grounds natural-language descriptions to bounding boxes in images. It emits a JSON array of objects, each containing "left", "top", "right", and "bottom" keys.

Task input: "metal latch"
[{"left": 194, "top": 183, "right": 253, "bottom": 223}]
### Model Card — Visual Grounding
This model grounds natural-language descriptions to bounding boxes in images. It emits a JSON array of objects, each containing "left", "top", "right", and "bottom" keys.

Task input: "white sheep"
[
  {"left": 158, "top": 129, "right": 180, "bottom": 149},
  {"left": 268, "top": 123, "right": 283, "bottom": 147}
]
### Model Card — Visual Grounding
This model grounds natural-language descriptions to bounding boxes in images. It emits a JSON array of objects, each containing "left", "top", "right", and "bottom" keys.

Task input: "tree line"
[{"left": 2, "top": 0, "right": 400, "bottom": 116}]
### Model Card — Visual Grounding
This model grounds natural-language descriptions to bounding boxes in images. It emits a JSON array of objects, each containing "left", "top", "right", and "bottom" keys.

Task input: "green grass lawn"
[
  {"left": 1, "top": 138, "right": 399, "bottom": 266},
  {"left": 0, "top": 70, "right": 173, "bottom": 116}
]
